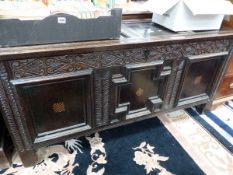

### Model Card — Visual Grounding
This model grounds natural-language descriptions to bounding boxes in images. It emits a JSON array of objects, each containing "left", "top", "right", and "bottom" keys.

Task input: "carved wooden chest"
[{"left": 0, "top": 23, "right": 232, "bottom": 166}]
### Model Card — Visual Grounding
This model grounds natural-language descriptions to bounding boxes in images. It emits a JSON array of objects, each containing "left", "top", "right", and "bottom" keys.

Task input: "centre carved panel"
[{"left": 112, "top": 61, "right": 171, "bottom": 121}]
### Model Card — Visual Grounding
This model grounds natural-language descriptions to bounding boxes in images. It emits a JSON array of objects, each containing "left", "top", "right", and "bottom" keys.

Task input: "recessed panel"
[
  {"left": 22, "top": 79, "right": 87, "bottom": 133},
  {"left": 12, "top": 71, "right": 93, "bottom": 141},
  {"left": 120, "top": 69, "right": 160, "bottom": 111},
  {"left": 180, "top": 59, "right": 218, "bottom": 99}
]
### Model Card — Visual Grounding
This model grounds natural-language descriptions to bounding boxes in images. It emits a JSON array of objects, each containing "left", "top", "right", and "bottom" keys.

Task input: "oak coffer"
[{"left": 0, "top": 21, "right": 232, "bottom": 166}]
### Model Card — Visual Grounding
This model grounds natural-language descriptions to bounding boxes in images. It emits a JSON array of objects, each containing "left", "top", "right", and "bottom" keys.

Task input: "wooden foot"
[
  {"left": 195, "top": 104, "right": 206, "bottom": 114},
  {"left": 0, "top": 123, "right": 14, "bottom": 169},
  {"left": 203, "top": 101, "right": 222, "bottom": 113},
  {"left": 18, "top": 149, "right": 38, "bottom": 167}
]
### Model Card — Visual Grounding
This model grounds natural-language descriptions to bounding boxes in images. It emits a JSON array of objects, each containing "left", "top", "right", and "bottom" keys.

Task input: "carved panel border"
[
  {"left": 169, "top": 60, "right": 185, "bottom": 108},
  {"left": 112, "top": 60, "right": 172, "bottom": 121},
  {"left": 0, "top": 78, "right": 24, "bottom": 150},
  {"left": 162, "top": 59, "right": 180, "bottom": 109},
  {"left": 0, "top": 63, "right": 32, "bottom": 150},
  {"left": 94, "top": 69, "right": 111, "bottom": 127}
]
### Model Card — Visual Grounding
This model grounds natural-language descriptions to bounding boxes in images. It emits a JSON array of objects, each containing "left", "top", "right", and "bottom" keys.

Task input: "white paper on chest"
[{"left": 144, "top": 0, "right": 233, "bottom": 31}]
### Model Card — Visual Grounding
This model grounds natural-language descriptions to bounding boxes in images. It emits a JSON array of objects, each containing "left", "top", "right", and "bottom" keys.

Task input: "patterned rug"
[
  {"left": 159, "top": 110, "right": 233, "bottom": 175},
  {"left": 186, "top": 101, "right": 233, "bottom": 153},
  {"left": 1, "top": 104, "right": 233, "bottom": 175}
]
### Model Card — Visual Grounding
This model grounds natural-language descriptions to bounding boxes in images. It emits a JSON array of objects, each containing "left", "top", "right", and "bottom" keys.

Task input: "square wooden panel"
[
  {"left": 112, "top": 61, "right": 171, "bottom": 121},
  {"left": 180, "top": 59, "right": 218, "bottom": 99},
  {"left": 11, "top": 69, "right": 93, "bottom": 144},
  {"left": 177, "top": 52, "right": 228, "bottom": 107},
  {"left": 118, "top": 69, "right": 162, "bottom": 111}
]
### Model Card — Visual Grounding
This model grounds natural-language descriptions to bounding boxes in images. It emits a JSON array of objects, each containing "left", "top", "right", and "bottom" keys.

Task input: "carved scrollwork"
[
  {"left": 7, "top": 40, "right": 231, "bottom": 80},
  {"left": 149, "top": 44, "right": 183, "bottom": 61},
  {"left": 8, "top": 44, "right": 184, "bottom": 79},
  {"left": 182, "top": 39, "right": 230, "bottom": 56},
  {"left": 10, "top": 54, "right": 100, "bottom": 79}
]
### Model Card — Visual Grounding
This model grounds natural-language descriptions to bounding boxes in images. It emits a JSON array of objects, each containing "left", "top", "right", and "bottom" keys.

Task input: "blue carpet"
[
  {"left": 205, "top": 112, "right": 233, "bottom": 137},
  {"left": 72, "top": 118, "right": 204, "bottom": 175},
  {"left": 0, "top": 117, "right": 204, "bottom": 175}
]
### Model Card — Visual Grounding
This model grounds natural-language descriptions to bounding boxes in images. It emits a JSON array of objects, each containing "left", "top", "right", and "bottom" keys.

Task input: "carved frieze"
[
  {"left": 8, "top": 44, "right": 184, "bottom": 79},
  {"left": 182, "top": 39, "right": 230, "bottom": 56},
  {"left": 9, "top": 54, "right": 98, "bottom": 79},
  {"left": 8, "top": 39, "right": 230, "bottom": 80}
]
